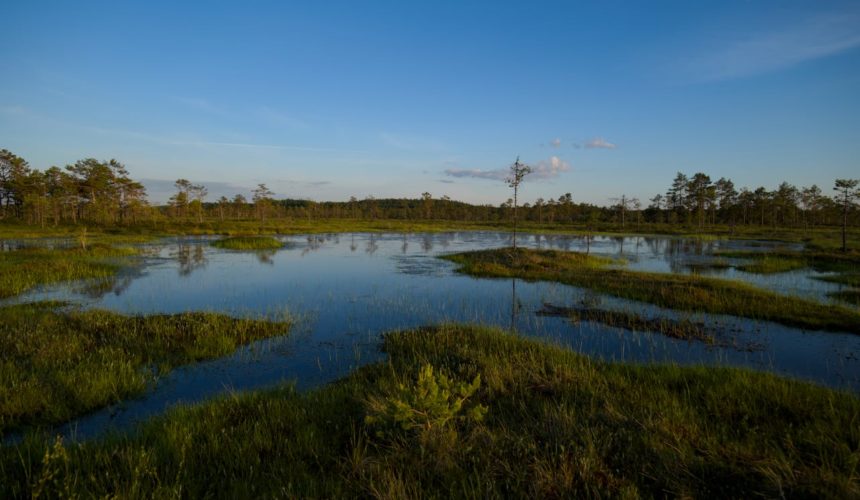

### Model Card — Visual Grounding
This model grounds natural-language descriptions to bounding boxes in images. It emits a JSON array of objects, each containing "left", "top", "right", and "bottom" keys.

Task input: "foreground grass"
[
  {"left": 442, "top": 248, "right": 860, "bottom": 333},
  {"left": 2, "top": 324, "right": 857, "bottom": 498},
  {"left": 0, "top": 244, "right": 139, "bottom": 299},
  {"left": 0, "top": 303, "right": 291, "bottom": 436},
  {"left": 210, "top": 235, "right": 283, "bottom": 250}
]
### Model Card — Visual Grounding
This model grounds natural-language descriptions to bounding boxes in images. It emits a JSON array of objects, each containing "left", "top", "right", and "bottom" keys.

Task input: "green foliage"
[
  {"left": 211, "top": 235, "right": 283, "bottom": 250},
  {"left": 0, "top": 244, "right": 139, "bottom": 299},
  {"left": 0, "top": 303, "right": 291, "bottom": 435},
  {"left": 365, "top": 364, "right": 486, "bottom": 455},
  {"left": 2, "top": 325, "right": 857, "bottom": 498},
  {"left": 444, "top": 247, "right": 860, "bottom": 333}
]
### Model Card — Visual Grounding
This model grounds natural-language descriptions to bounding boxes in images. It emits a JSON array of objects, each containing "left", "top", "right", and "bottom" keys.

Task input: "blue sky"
[{"left": 2, "top": 1, "right": 859, "bottom": 204}]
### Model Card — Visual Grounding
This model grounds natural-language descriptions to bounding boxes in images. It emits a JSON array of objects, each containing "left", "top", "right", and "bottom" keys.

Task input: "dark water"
[{"left": 6, "top": 232, "right": 860, "bottom": 440}]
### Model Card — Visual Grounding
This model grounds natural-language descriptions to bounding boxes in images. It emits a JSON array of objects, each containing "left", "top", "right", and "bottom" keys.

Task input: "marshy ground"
[
  {"left": 2, "top": 325, "right": 857, "bottom": 498},
  {"left": 0, "top": 224, "right": 858, "bottom": 497}
]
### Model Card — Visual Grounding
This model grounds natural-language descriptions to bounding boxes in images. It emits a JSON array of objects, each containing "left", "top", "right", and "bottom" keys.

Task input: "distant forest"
[{"left": 1, "top": 149, "right": 857, "bottom": 228}]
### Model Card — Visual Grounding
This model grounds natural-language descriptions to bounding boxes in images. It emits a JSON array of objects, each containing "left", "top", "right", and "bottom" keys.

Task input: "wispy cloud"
[
  {"left": 549, "top": 138, "right": 562, "bottom": 148},
  {"left": 257, "top": 106, "right": 309, "bottom": 129},
  {"left": 684, "top": 11, "right": 860, "bottom": 82},
  {"left": 584, "top": 137, "right": 616, "bottom": 149},
  {"left": 444, "top": 156, "right": 571, "bottom": 182},
  {"left": 174, "top": 97, "right": 228, "bottom": 116}
]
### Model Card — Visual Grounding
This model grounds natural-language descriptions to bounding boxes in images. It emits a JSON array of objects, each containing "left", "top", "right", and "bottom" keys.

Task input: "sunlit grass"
[
  {"left": 442, "top": 247, "right": 860, "bottom": 333},
  {"left": 2, "top": 324, "right": 856, "bottom": 498},
  {"left": 0, "top": 302, "right": 291, "bottom": 436},
  {"left": 0, "top": 244, "right": 139, "bottom": 299},
  {"left": 211, "top": 236, "right": 283, "bottom": 250}
]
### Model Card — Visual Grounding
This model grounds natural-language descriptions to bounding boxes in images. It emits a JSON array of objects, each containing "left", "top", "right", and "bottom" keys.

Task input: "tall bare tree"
[{"left": 505, "top": 156, "right": 532, "bottom": 249}]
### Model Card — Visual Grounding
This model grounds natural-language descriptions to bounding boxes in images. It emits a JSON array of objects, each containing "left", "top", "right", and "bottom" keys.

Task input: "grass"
[
  {"left": 3, "top": 219, "right": 858, "bottom": 246},
  {"left": 211, "top": 235, "right": 284, "bottom": 250},
  {"left": 816, "top": 273, "right": 860, "bottom": 287},
  {"left": 0, "top": 302, "right": 291, "bottom": 436},
  {"left": 0, "top": 244, "right": 139, "bottom": 299},
  {"left": 442, "top": 247, "right": 860, "bottom": 333},
  {"left": 830, "top": 290, "right": 860, "bottom": 306},
  {"left": 1, "top": 324, "right": 857, "bottom": 498},
  {"left": 734, "top": 256, "right": 807, "bottom": 274},
  {"left": 537, "top": 303, "right": 718, "bottom": 344},
  {"left": 717, "top": 249, "right": 860, "bottom": 273}
]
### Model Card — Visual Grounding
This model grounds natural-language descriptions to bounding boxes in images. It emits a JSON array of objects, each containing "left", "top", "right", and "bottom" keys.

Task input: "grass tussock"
[
  {"left": 210, "top": 236, "right": 283, "bottom": 250},
  {"left": 538, "top": 303, "right": 718, "bottom": 344},
  {"left": 734, "top": 256, "right": 807, "bottom": 274},
  {"left": 0, "top": 244, "right": 139, "bottom": 299},
  {"left": 2, "top": 325, "right": 857, "bottom": 498},
  {"left": 0, "top": 303, "right": 291, "bottom": 436},
  {"left": 442, "top": 247, "right": 860, "bottom": 333},
  {"left": 829, "top": 290, "right": 860, "bottom": 306}
]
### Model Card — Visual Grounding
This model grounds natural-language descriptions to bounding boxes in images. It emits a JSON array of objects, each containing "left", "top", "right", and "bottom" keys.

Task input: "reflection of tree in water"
[
  {"left": 365, "top": 234, "right": 379, "bottom": 255},
  {"left": 437, "top": 232, "right": 453, "bottom": 249},
  {"left": 401, "top": 235, "right": 408, "bottom": 254},
  {"left": 174, "top": 242, "right": 208, "bottom": 277},
  {"left": 255, "top": 250, "right": 276, "bottom": 265},
  {"left": 510, "top": 278, "right": 522, "bottom": 332},
  {"left": 77, "top": 264, "right": 145, "bottom": 298},
  {"left": 612, "top": 236, "right": 625, "bottom": 255},
  {"left": 349, "top": 234, "right": 357, "bottom": 253},
  {"left": 421, "top": 234, "right": 433, "bottom": 252},
  {"left": 301, "top": 235, "right": 325, "bottom": 257}
]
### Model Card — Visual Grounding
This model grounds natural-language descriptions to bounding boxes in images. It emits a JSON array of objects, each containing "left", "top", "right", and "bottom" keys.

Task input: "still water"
[{"left": 9, "top": 232, "right": 860, "bottom": 439}]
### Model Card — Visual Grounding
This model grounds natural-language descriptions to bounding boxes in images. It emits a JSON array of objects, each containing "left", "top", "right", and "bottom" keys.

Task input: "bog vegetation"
[{"left": 2, "top": 325, "right": 857, "bottom": 498}]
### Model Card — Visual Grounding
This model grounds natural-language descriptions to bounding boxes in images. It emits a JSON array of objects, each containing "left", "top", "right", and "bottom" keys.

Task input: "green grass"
[
  {"left": 538, "top": 303, "right": 717, "bottom": 344},
  {"left": 829, "top": 290, "right": 860, "bottom": 306},
  {"left": 734, "top": 256, "right": 807, "bottom": 274},
  {"left": 0, "top": 244, "right": 140, "bottom": 299},
  {"left": 0, "top": 302, "right": 291, "bottom": 436},
  {"left": 211, "top": 236, "right": 284, "bottom": 250},
  {"left": 2, "top": 324, "right": 857, "bottom": 498},
  {"left": 442, "top": 247, "right": 860, "bottom": 333},
  {"left": 717, "top": 249, "right": 860, "bottom": 273},
  {"left": 816, "top": 273, "right": 860, "bottom": 287}
]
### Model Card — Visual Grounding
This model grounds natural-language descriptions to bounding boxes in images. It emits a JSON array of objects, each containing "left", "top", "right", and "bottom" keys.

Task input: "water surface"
[{"left": 6, "top": 232, "right": 859, "bottom": 439}]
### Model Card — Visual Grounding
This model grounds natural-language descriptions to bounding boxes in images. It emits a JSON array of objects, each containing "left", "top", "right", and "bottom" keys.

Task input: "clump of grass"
[
  {"left": 816, "top": 273, "right": 860, "bottom": 287},
  {"left": 2, "top": 324, "right": 857, "bottom": 498},
  {"left": 538, "top": 303, "right": 718, "bottom": 344},
  {"left": 0, "top": 302, "right": 291, "bottom": 436},
  {"left": 211, "top": 236, "right": 283, "bottom": 250},
  {"left": 829, "top": 290, "right": 860, "bottom": 306},
  {"left": 684, "top": 259, "right": 732, "bottom": 273},
  {"left": 734, "top": 256, "right": 807, "bottom": 274},
  {"left": 0, "top": 244, "right": 139, "bottom": 299},
  {"left": 442, "top": 247, "right": 860, "bottom": 333}
]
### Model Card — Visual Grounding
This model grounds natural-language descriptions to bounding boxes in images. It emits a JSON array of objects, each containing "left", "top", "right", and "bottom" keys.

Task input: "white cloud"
[
  {"left": 585, "top": 137, "right": 616, "bottom": 149},
  {"left": 550, "top": 138, "right": 562, "bottom": 148},
  {"left": 530, "top": 156, "right": 572, "bottom": 179},
  {"left": 444, "top": 167, "right": 508, "bottom": 181},
  {"left": 444, "top": 156, "right": 571, "bottom": 182},
  {"left": 684, "top": 11, "right": 860, "bottom": 82}
]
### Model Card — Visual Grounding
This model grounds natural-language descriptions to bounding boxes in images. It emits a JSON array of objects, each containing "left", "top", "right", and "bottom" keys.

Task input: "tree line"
[{"left": 1, "top": 150, "right": 857, "bottom": 231}]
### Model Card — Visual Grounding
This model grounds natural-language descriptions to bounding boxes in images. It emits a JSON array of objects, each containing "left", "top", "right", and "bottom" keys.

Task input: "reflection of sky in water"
[{"left": 4, "top": 232, "right": 859, "bottom": 440}]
